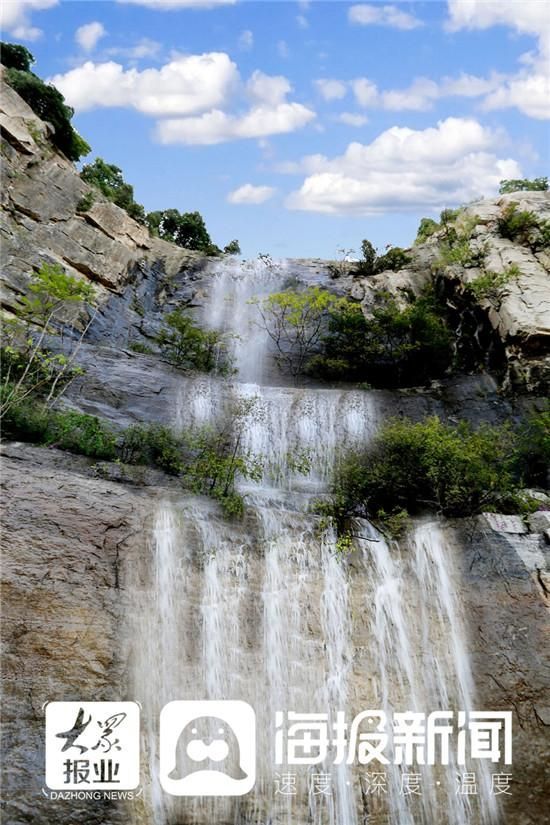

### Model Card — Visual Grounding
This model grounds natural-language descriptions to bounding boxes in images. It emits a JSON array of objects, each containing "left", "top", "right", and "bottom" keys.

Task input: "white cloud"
[
  {"left": 105, "top": 38, "right": 161, "bottom": 60},
  {"left": 75, "top": 22, "right": 106, "bottom": 52},
  {"left": 49, "top": 53, "right": 239, "bottom": 115},
  {"left": 337, "top": 112, "right": 368, "bottom": 127},
  {"left": 227, "top": 184, "right": 276, "bottom": 204},
  {"left": 348, "top": 3, "right": 423, "bottom": 30},
  {"left": 286, "top": 117, "right": 522, "bottom": 215},
  {"left": 446, "top": 0, "right": 550, "bottom": 120},
  {"left": 247, "top": 71, "right": 292, "bottom": 105},
  {"left": 117, "top": 0, "right": 235, "bottom": 8},
  {"left": 156, "top": 102, "right": 316, "bottom": 145},
  {"left": 315, "top": 78, "right": 347, "bottom": 101},
  {"left": 482, "top": 72, "right": 550, "bottom": 120},
  {"left": 352, "top": 78, "right": 379, "bottom": 107},
  {"left": 446, "top": 0, "right": 550, "bottom": 38},
  {"left": 296, "top": 14, "right": 309, "bottom": 29},
  {"left": 238, "top": 29, "right": 254, "bottom": 50},
  {"left": 0, "top": 0, "right": 58, "bottom": 40}
]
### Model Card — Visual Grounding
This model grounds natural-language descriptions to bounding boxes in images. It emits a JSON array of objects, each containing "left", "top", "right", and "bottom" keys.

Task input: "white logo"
[
  {"left": 45, "top": 701, "right": 140, "bottom": 790},
  {"left": 160, "top": 700, "right": 256, "bottom": 796}
]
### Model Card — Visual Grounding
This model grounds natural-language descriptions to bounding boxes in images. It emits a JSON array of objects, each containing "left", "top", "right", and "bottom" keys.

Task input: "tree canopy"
[{"left": 80, "top": 158, "right": 146, "bottom": 223}]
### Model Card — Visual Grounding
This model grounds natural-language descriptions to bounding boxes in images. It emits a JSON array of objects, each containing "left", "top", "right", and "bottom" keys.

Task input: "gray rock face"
[
  {"left": 0, "top": 73, "right": 203, "bottom": 318},
  {"left": 2, "top": 444, "right": 549, "bottom": 825}
]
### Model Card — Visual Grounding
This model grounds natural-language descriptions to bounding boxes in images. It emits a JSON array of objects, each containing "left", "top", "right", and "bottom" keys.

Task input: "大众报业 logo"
[
  {"left": 160, "top": 700, "right": 256, "bottom": 796},
  {"left": 45, "top": 701, "right": 140, "bottom": 790}
]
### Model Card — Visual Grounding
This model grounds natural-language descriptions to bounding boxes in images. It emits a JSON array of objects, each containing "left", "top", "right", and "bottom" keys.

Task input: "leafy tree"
[
  {"left": 146, "top": 209, "right": 216, "bottom": 252},
  {"left": 466, "top": 264, "right": 520, "bottom": 310},
  {"left": 331, "top": 416, "right": 522, "bottom": 522},
  {"left": 1, "top": 263, "right": 95, "bottom": 418},
  {"left": 356, "top": 239, "right": 411, "bottom": 276},
  {"left": 1, "top": 42, "right": 34, "bottom": 71},
  {"left": 499, "top": 177, "right": 548, "bottom": 194},
  {"left": 4, "top": 65, "right": 90, "bottom": 161},
  {"left": 80, "top": 158, "right": 145, "bottom": 223},
  {"left": 224, "top": 239, "right": 241, "bottom": 255},
  {"left": 253, "top": 286, "right": 345, "bottom": 375},
  {"left": 309, "top": 287, "right": 453, "bottom": 386},
  {"left": 156, "top": 308, "right": 233, "bottom": 374}
]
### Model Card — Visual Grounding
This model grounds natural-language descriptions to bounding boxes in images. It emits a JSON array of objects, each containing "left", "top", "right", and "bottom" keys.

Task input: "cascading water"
[{"left": 130, "top": 256, "right": 500, "bottom": 825}]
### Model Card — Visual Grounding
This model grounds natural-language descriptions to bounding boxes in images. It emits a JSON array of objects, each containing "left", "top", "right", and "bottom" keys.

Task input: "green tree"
[
  {"left": 415, "top": 217, "right": 440, "bottom": 245},
  {"left": 253, "top": 286, "right": 345, "bottom": 375},
  {"left": 1, "top": 42, "right": 34, "bottom": 71},
  {"left": 146, "top": 209, "right": 215, "bottom": 252},
  {"left": 80, "top": 158, "right": 145, "bottom": 223},
  {"left": 499, "top": 177, "right": 548, "bottom": 194},
  {"left": 156, "top": 308, "right": 233, "bottom": 374},
  {"left": 4, "top": 64, "right": 90, "bottom": 161},
  {"left": 224, "top": 239, "right": 241, "bottom": 255},
  {"left": 1, "top": 263, "right": 96, "bottom": 418}
]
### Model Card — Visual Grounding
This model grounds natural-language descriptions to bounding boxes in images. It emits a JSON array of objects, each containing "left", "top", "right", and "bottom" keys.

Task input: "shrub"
[
  {"left": 80, "top": 158, "right": 146, "bottom": 223},
  {"left": 128, "top": 341, "right": 154, "bottom": 354},
  {"left": 156, "top": 308, "right": 233, "bottom": 374},
  {"left": 224, "top": 240, "right": 241, "bottom": 255},
  {"left": 76, "top": 192, "right": 95, "bottom": 213},
  {"left": 466, "top": 264, "right": 520, "bottom": 308},
  {"left": 415, "top": 217, "right": 440, "bottom": 245},
  {"left": 499, "top": 177, "right": 548, "bottom": 194},
  {"left": 515, "top": 409, "right": 550, "bottom": 488},
  {"left": 1, "top": 400, "right": 117, "bottom": 459},
  {"left": 309, "top": 287, "right": 453, "bottom": 386},
  {"left": 496, "top": 202, "right": 549, "bottom": 250},
  {"left": 4, "top": 66, "right": 90, "bottom": 161},
  {"left": 120, "top": 423, "right": 184, "bottom": 474},
  {"left": 374, "top": 246, "right": 411, "bottom": 273},
  {"left": 331, "top": 416, "right": 522, "bottom": 521}
]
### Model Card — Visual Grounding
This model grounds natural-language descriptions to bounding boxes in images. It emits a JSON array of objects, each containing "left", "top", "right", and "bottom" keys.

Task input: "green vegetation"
[
  {"left": 466, "top": 264, "right": 520, "bottom": 309},
  {"left": 497, "top": 202, "right": 550, "bottom": 251},
  {"left": 322, "top": 413, "right": 549, "bottom": 536},
  {"left": 253, "top": 286, "right": 345, "bottom": 376},
  {"left": 499, "top": 177, "right": 548, "bottom": 194},
  {"left": 128, "top": 341, "right": 154, "bottom": 354},
  {"left": 76, "top": 191, "right": 95, "bottom": 213},
  {"left": 1, "top": 42, "right": 34, "bottom": 71},
  {"left": 1, "top": 263, "right": 95, "bottom": 419},
  {"left": 156, "top": 308, "right": 234, "bottom": 375},
  {"left": 224, "top": 240, "right": 241, "bottom": 256},
  {"left": 2, "top": 43, "right": 90, "bottom": 161},
  {"left": 80, "top": 158, "right": 146, "bottom": 223},
  {"left": 357, "top": 239, "right": 412, "bottom": 276},
  {"left": 415, "top": 217, "right": 440, "bottom": 245},
  {"left": 1, "top": 401, "right": 117, "bottom": 460},
  {"left": 257, "top": 284, "right": 453, "bottom": 386},
  {"left": 146, "top": 209, "right": 220, "bottom": 254}
]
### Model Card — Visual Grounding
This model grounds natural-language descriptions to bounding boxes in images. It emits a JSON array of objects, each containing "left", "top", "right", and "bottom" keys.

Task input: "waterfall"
[{"left": 130, "top": 257, "right": 500, "bottom": 825}]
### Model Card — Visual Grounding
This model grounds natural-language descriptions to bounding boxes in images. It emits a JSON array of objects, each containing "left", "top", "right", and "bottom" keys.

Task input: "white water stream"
[{"left": 131, "top": 257, "right": 500, "bottom": 825}]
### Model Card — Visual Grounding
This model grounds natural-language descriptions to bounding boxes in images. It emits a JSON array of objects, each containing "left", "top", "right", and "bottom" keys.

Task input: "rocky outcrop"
[
  {"left": 0, "top": 72, "right": 204, "bottom": 319},
  {"left": 342, "top": 192, "right": 550, "bottom": 393}
]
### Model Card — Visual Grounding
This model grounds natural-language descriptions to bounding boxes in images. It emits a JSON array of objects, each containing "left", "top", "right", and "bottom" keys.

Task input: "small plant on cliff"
[
  {"left": 224, "top": 240, "right": 241, "bottom": 256},
  {"left": 80, "top": 158, "right": 146, "bottom": 224},
  {"left": 355, "top": 239, "right": 411, "bottom": 276},
  {"left": 415, "top": 217, "right": 440, "bottom": 245},
  {"left": 466, "top": 264, "right": 520, "bottom": 310},
  {"left": 146, "top": 209, "right": 220, "bottom": 254},
  {"left": 156, "top": 308, "right": 234, "bottom": 375},
  {"left": 497, "top": 202, "right": 550, "bottom": 251},
  {"left": 1, "top": 263, "right": 96, "bottom": 419}
]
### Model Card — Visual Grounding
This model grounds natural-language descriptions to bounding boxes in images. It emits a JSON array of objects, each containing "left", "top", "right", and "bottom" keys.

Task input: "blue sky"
[{"left": 2, "top": 0, "right": 549, "bottom": 257}]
